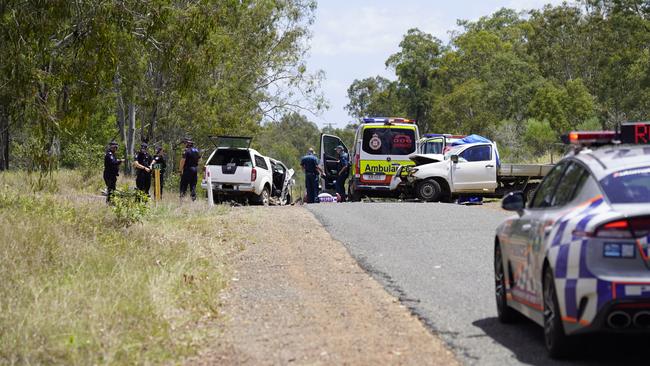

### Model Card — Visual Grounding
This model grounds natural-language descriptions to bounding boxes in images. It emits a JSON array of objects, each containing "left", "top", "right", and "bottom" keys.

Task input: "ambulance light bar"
[{"left": 363, "top": 117, "right": 416, "bottom": 124}]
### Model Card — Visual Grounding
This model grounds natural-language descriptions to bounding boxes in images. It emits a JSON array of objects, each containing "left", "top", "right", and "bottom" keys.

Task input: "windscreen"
[
  {"left": 362, "top": 127, "right": 416, "bottom": 155},
  {"left": 208, "top": 149, "right": 252, "bottom": 167},
  {"left": 422, "top": 138, "right": 444, "bottom": 154},
  {"left": 600, "top": 166, "right": 650, "bottom": 203}
]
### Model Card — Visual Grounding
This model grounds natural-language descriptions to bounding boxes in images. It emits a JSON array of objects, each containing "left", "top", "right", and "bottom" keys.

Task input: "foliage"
[
  {"left": 346, "top": 1, "right": 650, "bottom": 161},
  {"left": 0, "top": 170, "right": 239, "bottom": 365},
  {"left": 0, "top": 0, "right": 323, "bottom": 176},
  {"left": 110, "top": 185, "right": 150, "bottom": 227}
]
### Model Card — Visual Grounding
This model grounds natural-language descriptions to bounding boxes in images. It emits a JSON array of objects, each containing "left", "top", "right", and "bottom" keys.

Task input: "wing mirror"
[
  {"left": 450, "top": 155, "right": 459, "bottom": 164},
  {"left": 502, "top": 191, "right": 525, "bottom": 214}
]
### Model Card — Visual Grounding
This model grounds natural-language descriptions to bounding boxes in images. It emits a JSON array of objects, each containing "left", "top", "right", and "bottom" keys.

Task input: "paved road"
[{"left": 308, "top": 202, "right": 647, "bottom": 366}]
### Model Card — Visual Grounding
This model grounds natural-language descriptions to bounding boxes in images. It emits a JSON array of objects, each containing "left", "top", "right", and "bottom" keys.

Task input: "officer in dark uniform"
[
  {"left": 300, "top": 147, "right": 322, "bottom": 203},
  {"left": 150, "top": 146, "right": 167, "bottom": 197},
  {"left": 134, "top": 142, "right": 153, "bottom": 195},
  {"left": 334, "top": 145, "right": 349, "bottom": 202},
  {"left": 180, "top": 140, "right": 200, "bottom": 201},
  {"left": 103, "top": 141, "right": 123, "bottom": 203}
]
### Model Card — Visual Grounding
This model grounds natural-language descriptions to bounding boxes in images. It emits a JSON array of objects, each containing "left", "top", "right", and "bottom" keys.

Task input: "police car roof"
[{"left": 571, "top": 144, "right": 650, "bottom": 178}]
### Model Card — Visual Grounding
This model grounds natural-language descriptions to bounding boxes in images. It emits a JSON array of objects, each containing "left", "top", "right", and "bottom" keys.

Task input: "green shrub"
[{"left": 110, "top": 185, "right": 150, "bottom": 227}]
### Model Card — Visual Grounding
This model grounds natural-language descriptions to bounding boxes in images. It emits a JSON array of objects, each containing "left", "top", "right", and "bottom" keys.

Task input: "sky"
[{"left": 305, "top": 0, "right": 566, "bottom": 128}]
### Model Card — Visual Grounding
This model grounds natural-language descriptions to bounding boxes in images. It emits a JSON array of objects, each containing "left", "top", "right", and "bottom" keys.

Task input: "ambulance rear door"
[{"left": 319, "top": 134, "right": 348, "bottom": 191}]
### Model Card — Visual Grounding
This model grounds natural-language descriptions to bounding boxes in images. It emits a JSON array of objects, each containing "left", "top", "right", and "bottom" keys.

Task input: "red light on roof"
[{"left": 566, "top": 131, "right": 616, "bottom": 145}]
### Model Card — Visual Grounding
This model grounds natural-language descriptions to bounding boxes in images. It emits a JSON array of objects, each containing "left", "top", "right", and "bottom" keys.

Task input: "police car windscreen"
[
  {"left": 208, "top": 149, "right": 252, "bottom": 167},
  {"left": 362, "top": 128, "right": 415, "bottom": 155},
  {"left": 600, "top": 166, "right": 650, "bottom": 203}
]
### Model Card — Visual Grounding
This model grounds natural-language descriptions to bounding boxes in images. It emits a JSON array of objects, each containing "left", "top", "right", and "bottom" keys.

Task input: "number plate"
[{"left": 362, "top": 173, "right": 386, "bottom": 181}]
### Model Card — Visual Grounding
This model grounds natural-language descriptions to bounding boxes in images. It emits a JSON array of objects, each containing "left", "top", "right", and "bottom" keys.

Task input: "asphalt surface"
[{"left": 308, "top": 202, "right": 648, "bottom": 366}]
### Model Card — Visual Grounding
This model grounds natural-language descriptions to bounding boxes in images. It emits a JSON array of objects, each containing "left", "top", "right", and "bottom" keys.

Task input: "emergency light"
[
  {"left": 562, "top": 122, "right": 650, "bottom": 146},
  {"left": 424, "top": 133, "right": 466, "bottom": 139},
  {"left": 363, "top": 117, "right": 416, "bottom": 124}
]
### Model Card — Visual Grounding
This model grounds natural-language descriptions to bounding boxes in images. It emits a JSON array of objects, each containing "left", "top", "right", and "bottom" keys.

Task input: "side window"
[
  {"left": 254, "top": 155, "right": 268, "bottom": 170},
  {"left": 553, "top": 162, "right": 589, "bottom": 207},
  {"left": 530, "top": 162, "right": 567, "bottom": 209},
  {"left": 459, "top": 145, "right": 492, "bottom": 162}
]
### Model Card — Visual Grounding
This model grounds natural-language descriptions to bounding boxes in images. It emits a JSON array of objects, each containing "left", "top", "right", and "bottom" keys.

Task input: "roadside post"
[
  {"left": 153, "top": 164, "right": 162, "bottom": 202},
  {"left": 206, "top": 169, "right": 214, "bottom": 207}
]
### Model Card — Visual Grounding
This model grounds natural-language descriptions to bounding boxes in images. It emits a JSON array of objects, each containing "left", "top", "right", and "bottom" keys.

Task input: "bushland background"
[
  {"left": 2, "top": 1, "right": 650, "bottom": 182},
  {"left": 2, "top": 1, "right": 650, "bottom": 364}
]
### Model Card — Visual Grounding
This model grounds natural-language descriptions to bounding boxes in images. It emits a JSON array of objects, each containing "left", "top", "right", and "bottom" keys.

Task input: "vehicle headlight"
[{"left": 409, "top": 168, "right": 419, "bottom": 175}]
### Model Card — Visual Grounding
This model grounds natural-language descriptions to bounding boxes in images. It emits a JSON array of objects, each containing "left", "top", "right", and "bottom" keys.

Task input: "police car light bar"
[
  {"left": 563, "top": 131, "right": 616, "bottom": 146},
  {"left": 562, "top": 122, "right": 650, "bottom": 146}
]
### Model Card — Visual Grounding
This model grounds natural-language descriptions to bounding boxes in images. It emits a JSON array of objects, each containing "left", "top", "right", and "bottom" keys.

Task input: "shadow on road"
[{"left": 474, "top": 317, "right": 648, "bottom": 365}]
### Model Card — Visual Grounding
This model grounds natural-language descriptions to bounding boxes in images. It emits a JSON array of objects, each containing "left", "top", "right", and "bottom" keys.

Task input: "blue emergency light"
[{"left": 362, "top": 117, "right": 416, "bottom": 124}]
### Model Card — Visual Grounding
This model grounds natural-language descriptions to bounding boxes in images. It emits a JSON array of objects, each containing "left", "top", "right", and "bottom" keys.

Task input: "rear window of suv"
[
  {"left": 600, "top": 166, "right": 650, "bottom": 203},
  {"left": 362, "top": 127, "right": 416, "bottom": 155},
  {"left": 208, "top": 149, "right": 252, "bottom": 167}
]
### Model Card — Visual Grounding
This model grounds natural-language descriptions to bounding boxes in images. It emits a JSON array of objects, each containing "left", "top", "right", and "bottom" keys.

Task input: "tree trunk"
[
  {"left": 0, "top": 107, "right": 8, "bottom": 170},
  {"left": 149, "top": 101, "right": 158, "bottom": 143},
  {"left": 126, "top": 103, "right": 136, "bottom": 175}
]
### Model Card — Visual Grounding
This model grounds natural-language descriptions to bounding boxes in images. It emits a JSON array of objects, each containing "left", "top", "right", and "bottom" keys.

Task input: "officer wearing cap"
[
  {"left": 300, "top": 147, "right": 322, "bottom": 203},
  {"left": 103, "top": 141, "right": 123, "bottom": 203},
  {"left": 180, "top": 140, "right": 200, "bottom": 201},
  {"left": 133, "top": 142, "right": 153, "bottom": 195},
  {"left": 335, "top": 145, "right": 349, "bottom": 202}
]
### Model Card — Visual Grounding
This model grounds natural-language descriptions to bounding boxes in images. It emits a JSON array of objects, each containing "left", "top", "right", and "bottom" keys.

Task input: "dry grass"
[{"left": 0, "top": 170, "right": 246, "bottom": 365}]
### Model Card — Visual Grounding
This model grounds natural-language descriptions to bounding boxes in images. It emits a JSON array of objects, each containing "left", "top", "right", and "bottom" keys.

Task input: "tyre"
[
  {"left": 257, "top": 187, "right": 270, "bottom": 206},
  {"left": 494, "top": 243, "right": 518, "bottom": 323},
  {"left": 348, "top": 186, "right": 361, "bottom": 202},
  {"left": 543, "top": 267, "right": 571, "bottom": 358},
  {"left": 416, "top": 179, "right": 441, "bottom": 202}
]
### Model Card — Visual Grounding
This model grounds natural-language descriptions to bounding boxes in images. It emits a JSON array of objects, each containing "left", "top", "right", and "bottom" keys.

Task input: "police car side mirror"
[
  {"left": 502, "top": 191, "right": 525, "bottom": 214},
  {"left": 450, "top": 155, "right": 459, "bottom": 164}
]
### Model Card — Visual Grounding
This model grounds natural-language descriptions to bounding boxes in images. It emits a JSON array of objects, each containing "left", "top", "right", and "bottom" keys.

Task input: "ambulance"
[{"left": 320, "top": 117, "right": 419, "bottom": 201}]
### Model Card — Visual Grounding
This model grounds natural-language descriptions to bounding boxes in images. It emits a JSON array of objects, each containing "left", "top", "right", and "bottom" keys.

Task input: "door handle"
[
  {"left": 485, "top": 164, "right": 495, "bottom": 168},
  {"left": 522, "top": 224, "right": 532, "bottom": 231}
]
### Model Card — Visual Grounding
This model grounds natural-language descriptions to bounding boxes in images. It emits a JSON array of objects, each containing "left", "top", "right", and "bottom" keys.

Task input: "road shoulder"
[{"left": 188, "top": 206, "right": 458, "bottom": 365}]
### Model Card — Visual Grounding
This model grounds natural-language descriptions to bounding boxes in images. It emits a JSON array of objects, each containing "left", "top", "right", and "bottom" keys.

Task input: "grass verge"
[{"left": 0, "top": 170, "right": 244, "bottom": 365}]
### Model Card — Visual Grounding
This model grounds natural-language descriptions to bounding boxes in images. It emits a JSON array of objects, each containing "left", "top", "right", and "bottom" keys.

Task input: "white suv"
[{"left": 201, "top": 136, "right": 294, "bottom": 205}]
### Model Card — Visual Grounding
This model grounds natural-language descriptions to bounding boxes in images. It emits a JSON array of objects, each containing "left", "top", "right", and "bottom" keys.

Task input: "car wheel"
[
  {"left": 543, "top": 267, "right": 571, "bottom": 358},
  {"left": 495, "top": 243, "right": 518, "bottom": 323},
  {"left": 416, "top": 179, "right": 441, "bottom": 202},
  {"left": 348, "top": 186, "right": 361, "bottom": 202},
  {"left": 257, "top": 187, "right": 270, "bottom": 206}
]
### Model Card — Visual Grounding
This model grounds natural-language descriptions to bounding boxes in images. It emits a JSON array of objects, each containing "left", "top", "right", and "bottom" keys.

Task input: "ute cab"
[
  {"left": 411, "top": 134, "right": 465, "bottom": 165},
  {"left": 322, "top": 117, "right": 419, "bottom": 201}
]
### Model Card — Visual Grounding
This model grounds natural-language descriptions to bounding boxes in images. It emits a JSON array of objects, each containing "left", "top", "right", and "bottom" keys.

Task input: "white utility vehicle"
[
  {"left": 393, "top": 141, "right": 553, "bottom": 202},
  {"left": 201, "top": 136, "right": 294, "bottom": 205}
]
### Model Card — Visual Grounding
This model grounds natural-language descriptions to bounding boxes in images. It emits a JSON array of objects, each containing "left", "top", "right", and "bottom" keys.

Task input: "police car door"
[
  {"left": 451, "top": 144, "right": 497, "bottom": 191},
  {"left": 509, "top": 161, "right": 568, "bottom": 309},
  {"left": 319, "top": 134, "right": 347, "bottom": 191}
]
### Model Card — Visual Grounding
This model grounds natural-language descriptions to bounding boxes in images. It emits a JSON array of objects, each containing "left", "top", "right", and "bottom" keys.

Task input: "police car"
[{"left": 494, "top": 122, "right": 650, "bottom": 357}]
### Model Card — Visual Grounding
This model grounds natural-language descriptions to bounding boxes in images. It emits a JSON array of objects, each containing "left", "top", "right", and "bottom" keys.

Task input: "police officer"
[
  {"left": 180, "top": 140, "right": 200, "bottom": 201},
  {"left": 103, "top": 141, "right": 123, "bottom": 203},
  {"left": 334, "top": 145, "right": 349, "bottom": 202},
  {"left": 150, "top": 146, "right": 167, "bottom": 197},
  {"left": 300, "top": 147, "right": 322, "bottom": 204},
  {"left": 133, "top": 142, "right": 153, "bottom": 195}
]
